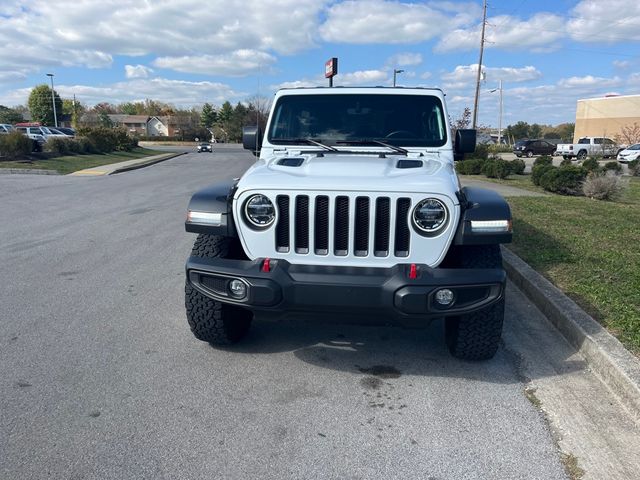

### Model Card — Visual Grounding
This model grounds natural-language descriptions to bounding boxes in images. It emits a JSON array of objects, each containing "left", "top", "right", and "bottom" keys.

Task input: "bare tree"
[{"left": 614, "top": 122, "right": 640, "bottom": 146}]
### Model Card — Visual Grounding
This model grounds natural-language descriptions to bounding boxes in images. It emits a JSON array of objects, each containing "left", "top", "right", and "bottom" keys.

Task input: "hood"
[{"left": 237, "top": 152, "right": 459, "bottom": 198}]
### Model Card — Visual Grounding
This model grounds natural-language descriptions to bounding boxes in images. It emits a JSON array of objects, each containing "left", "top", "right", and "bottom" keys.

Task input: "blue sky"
[{"left": 1, "top": 0, "right": 638, "bottom": 127}]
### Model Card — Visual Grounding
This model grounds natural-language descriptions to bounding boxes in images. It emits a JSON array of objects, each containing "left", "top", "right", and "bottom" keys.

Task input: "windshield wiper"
[
  {"left": 335, "top": 139, "right": 408, "bottom": 155},
  {"left": 274, "top": 137, "right": 338, "bottom": 152}
]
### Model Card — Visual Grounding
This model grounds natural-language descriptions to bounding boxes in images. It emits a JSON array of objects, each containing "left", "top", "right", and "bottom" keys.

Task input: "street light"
[
  {"left": 46, "top": 73, "right": 58, "bottom": 127},
  {"left": 489, "top": 80, "right": 503, "bottom": 144},
  {"left": 393, "top": 69, "right": 404, "bottom": 87}
]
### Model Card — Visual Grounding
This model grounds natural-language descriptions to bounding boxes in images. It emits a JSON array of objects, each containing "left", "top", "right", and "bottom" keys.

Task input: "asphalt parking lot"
[{"left": 1, "top": 147, "right": 637, "bottom": 479}]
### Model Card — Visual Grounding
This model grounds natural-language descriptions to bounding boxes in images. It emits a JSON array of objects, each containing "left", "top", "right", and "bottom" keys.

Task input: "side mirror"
[
  {"left": 454, "top": 129, "right": 476, "bottom": 160},
  {"left": 242, "top": 126, "right": 262, "bottom": 156}
]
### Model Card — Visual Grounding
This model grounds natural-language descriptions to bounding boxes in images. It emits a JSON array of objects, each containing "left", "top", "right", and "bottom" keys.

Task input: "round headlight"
[
  {"left": 412, "top": 198, "right": 448, "bottom": 233},
  {"left": 244, "top": 194, "right": 276, "bottom": 228}
]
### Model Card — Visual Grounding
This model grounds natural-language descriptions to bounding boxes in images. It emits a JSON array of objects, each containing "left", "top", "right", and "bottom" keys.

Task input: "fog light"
[
  {"left": 229, "top": 279, "right": 247, "bottom": 299},
  {"left": 435, "top": 289, "right": 454, "bottom": 306}
]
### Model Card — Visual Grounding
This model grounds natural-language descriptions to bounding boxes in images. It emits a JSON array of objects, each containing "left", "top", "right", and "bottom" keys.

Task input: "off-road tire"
[
  {"left": 444, "top": 244, "right": 504, "bottom": 360},
  {"left": 185, "top": 234, "right": 252, "bottom": 344}
]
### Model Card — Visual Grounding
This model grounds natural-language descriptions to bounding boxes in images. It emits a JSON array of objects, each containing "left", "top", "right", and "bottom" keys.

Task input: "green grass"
[
  {"left": 505, "top": 177, "right": 640, "bottom": 353},
  {"left": 0, "top": 147, "right": 164, "bottom": 174},
  {"left": 462, "top": 174, "right": 547, "bottom": 194}
]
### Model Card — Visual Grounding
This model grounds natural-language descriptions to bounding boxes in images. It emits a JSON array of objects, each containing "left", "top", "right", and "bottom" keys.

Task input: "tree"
[
  {"left": 200, "top": 103, "right": 217, "bottom": 128},
  {"left": 556, "top": 123, "right": 575, "bottom": 142},
  {"left": 0, "top": 105, "right": 24, "bottom": 124},
  {"left": 28, "top": 84, "right": 63, "bottom": 125},
  {"left": 505, "top": 121, "right": 531, "bottom": 141},
  {"left": 228, "top": 102, "right": 249, "bottom": 141},
  {"left": 98, "top": 111, "right": 113, "bottom": 128},
  {"left": 62, "top": 99, "right": 86, "bottom": 128},
  {"left": 92, "top": 102, "right": 117, "bottom": 114},
  {"left": 614, "top": 122, "right": 640, "bottom": 146},
  {"left": 529, "top": 123, "right": 543, "bottom": 139},
  {"left": 450, "top": 107, "right": 472, "bottom": 131}
]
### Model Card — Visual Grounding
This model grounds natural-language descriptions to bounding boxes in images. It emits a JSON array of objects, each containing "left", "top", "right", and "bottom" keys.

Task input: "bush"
[
  {"left": 539, "top": 165, "right": 587, "bottom": 195},
  {"left": 0, "top": 131, "right": 32, "bottom": 159},
  {"left": 488, "top": 143, "right": 512, "bottom": 153},
  {"left": 482, "top": 158, "right": 511, "bottom": 179},
  {"left": 531, "top": 164, "right": 554, "bottom": 186},
  {"left": 456, "top": 159, "right": 484, "bottom": 175},
  {"left": 509, "top": 158, "right": 526, "bottom": 175},
  {"left": 603, "top": 161, "right": 622, "bottom": 174},
  {"left": 44, "top": 137, "right": 70, "bottom": 155},
  {"left": 581, "top": 157, "right": 601, "bottom": 173},
  {"left": 533, "top": 155, "right": 553, "bottom": 167},
  {"left": 560, "top": 157, "right": 573, "bottom": 166},
  {"left": 628, "top": 159, "right": 640, "bottom": 176},
  {"left": 582, "top": 172, "right": 627, "bottom": 201},
  {"left": 76, "top": 126, "right": 137, "bottom": 153},
  {"left": 470, "top": 143, "right": 490, "bottom": 160}
]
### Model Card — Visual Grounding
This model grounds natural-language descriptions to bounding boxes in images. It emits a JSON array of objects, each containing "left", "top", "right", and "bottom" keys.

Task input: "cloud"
[
  {"left": 153, "top": 50, "right": 276, "bottom": 77},
  {"left": 557, "top": 75, "right": 622, "bottom": 88},
  {"left": 125, "top": 65, "right": 154, "bottom": 79},
  {"left": 274, "top": 69, "right": 389, "bottom": 90},
  {"left": 613, "top": 60, "right": 631, "bottom": 70},
  {"left": 567, "top": 0, "right": 640, "bottom": 43},
  {"left": 321, "top": 0, "right": 479, "bottom": 44},
  {"left": 386, "top": 53, "right": 423, "bottom": 67},
  {"left": 441, "top": 64, "right": 542, "bottom": 89}
]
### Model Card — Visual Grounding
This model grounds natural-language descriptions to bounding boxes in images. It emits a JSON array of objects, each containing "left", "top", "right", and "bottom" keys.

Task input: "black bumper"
[{"left": 186, "top": 257, "right": 505, "bottom": 324}]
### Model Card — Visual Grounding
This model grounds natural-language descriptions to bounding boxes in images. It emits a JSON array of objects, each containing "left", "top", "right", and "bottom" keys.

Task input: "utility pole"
[
  {"left": 472, "top": 0, "right": 487, "bottom": 129},
  {"left": 46, "top": 73, "right": 58, "bottom": 127},
  {"left": 498, "top": 79, "right": 503, "bottom": 144}
]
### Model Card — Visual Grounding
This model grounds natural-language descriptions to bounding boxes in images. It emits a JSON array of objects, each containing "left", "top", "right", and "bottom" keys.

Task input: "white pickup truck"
[{"left": 556, "top": 137, "right": 618, "bottom": 160}]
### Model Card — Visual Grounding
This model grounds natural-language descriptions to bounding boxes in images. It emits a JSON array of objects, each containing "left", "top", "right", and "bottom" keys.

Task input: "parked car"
[
  {"left": 15, "top": 126, "right": 68, "bottom": 141},
  {"left": 556, "top": 137, "right": 618, "bottom": 160},
  {"left": 617, "top": 143, "right": 640, "bottom": 163},
  {"left": 51, "top": 127, "right": 76, "bottom": 137},
  {"left": 0, "top": 124, "right": 16, "bottom": 134},
  {"left": 197, "top": 142, "right": 212, "bottom": 152},
  {"left": 513, "top": 139, "right": 556, "bottom": 158}
]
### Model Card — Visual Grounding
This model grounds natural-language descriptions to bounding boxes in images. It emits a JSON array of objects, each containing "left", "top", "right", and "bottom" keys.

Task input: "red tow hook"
[
  {"left": 261, "top": 258, "right": 271, "bottom": 272},
  {"left": 409, "top": 263, "right": 418, "bottom": 279}
]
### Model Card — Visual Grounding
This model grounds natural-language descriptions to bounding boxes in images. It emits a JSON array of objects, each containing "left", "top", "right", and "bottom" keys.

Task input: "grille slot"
[
  {"left": 354, "top": 197, "right": 370, "bottom": 256},
  {"left": 275, "top": 196, "right": 290, "bottom": 252},
  {"left": 394, "top": 198, "right": 411, "bottom": 257},
  {"left": 295, "top": 196, "right": 309, "bottom": 254},
  {"left": 334, "top": 196, "right": 349, "bottom": 256},
  {"left": 314, "top": 196, "right": 329, "bottom": 255},
  {"left": 374, "top": 197, "right": 390, "bottom": 256}
]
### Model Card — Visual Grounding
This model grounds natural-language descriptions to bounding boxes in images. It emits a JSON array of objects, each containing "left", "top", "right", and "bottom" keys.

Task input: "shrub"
[
  {"left": 456, "top": 159, "right": 484, "bottom": 175},
  {"left": 509, "top": 158, "right": 526, "bottom": 175},
  {"left": 66, "top": 139, "right": 83, "bottom": 154},
  {"left": 628, "top": 159, "right": 640, "bottom": 176},
  {"left": 531, "top": 164, "right": 554, "bottom": 186},
  {"left": 539, "top": 165, "right": 587, "bottom": 195},
  {"left": 603, "top": 161, "right": 622, "bottom": 174},
  {"left": 482, "top": 158, "right": 511, "bottom": 179},
  {"left": 44, "top": 137, "right": 70, "bottom": 155},
  {"left": 0, "top": 131, "right": 32, "bottom": 159},
  {"left": 533, "top": 155, "right": 553, "bottom": 167},
  {"left": 581, "top": 157, "right": 601, "bottom": 173},
  {"left": 75, "top": 136, "right": 98, "bottom": 153},
  {"left": 582, "top": 172, "right": 627, "bottom": 201},
  {"left": 76, "top": 126, "right": 136, "bottom": 152},
  {"left": 560, "top": 157, "right": 573, "bottom": 166},
  {"left": 470, "top": 143, "right": 490, "bottom": 160},
  {"left": 488, "top": 143, "right": 512, "bottom": 153}
]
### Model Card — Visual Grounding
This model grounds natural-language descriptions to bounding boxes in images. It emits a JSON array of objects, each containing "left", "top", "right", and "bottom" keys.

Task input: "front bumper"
[{"left": 186, "top": 256, "right": 506, "bottom": 323}]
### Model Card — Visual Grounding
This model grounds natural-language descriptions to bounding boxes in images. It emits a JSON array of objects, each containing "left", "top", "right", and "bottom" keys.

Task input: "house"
[{"left": 108, "top": 115, "right": 149, "bottom": 135}]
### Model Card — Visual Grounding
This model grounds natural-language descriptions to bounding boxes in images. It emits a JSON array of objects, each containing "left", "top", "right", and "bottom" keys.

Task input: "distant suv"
[
  {"left": 183, "top": 87, "right": 513, "bottom": 361},
  {"left": 513, "top": 139, "right": 556, "bottom": 158},
  {"left": 197, "top": 142, "right": 212, "bottom": 153},
  {"left": 0, "top": 124, "right": 15, "bottom": 134}
]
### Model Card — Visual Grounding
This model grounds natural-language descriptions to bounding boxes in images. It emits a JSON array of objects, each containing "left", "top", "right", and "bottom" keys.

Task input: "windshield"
[
  {"left": 628, "top": 144, "right": 640, "bottom": 150},
  {"left": 268, "top": 93, "right": 447, "bottom": 147},
  {"left": 578, "top": 138, "right": 590, "bottom": 144}
]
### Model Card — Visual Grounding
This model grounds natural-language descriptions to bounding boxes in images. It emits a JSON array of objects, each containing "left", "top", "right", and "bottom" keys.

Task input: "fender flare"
[
  {"left": 453, "top": 186, "right": 512, "bottom": 245},
  {"left": 185, "top": 179, "right": 238, "bottom": 237}
]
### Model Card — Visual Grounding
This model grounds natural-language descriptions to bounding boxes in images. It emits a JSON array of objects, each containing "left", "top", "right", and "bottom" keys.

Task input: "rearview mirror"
[
  {"left": 454, "top": 129, "right": 476, "bottom": 160},
  {"left": 242, "top": 126, "right": 262, "bottom": 156}
]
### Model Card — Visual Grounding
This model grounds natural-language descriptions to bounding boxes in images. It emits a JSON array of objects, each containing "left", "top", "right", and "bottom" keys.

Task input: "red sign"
[{"left": 325, "top": 58, "right": 338, "bottom": 78}]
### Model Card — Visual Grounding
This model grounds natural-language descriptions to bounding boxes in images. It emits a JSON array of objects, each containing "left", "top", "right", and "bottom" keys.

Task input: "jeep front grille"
[{"left": 274, "top": 194, "right": 411, "bottom": 258}]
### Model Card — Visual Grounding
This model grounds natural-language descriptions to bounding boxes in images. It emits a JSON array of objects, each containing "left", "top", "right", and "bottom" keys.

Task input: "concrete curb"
[
  {"left": 502, "top": 246, "right": 640, "bottom": 421},
  {"left": 0, "top": 168, "right": 60, "bottom": 175},
  {"left": 109, "top": 152, "right": 186, "bottom": 174}
]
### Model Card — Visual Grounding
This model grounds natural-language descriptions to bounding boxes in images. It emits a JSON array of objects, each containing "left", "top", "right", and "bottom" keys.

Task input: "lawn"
[
  {"left": 0, "top": 147, "right": 165, "bottom": 175},
  {"left": 503, "top": 176, "right": 640, "bottom": 353}
]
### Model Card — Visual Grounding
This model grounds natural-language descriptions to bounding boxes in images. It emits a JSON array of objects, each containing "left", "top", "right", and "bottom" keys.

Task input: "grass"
[
  {"left": 463, "top": 174, "right": 547, "bottom": 194},
  {"left": 502, "top": 176, "right": 640, "bottom": 354},
  {"left": 0, "top": 147, "right": 165, "bottom": 174}
]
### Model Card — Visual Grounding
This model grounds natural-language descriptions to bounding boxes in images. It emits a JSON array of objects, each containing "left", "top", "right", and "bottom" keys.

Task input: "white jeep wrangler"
[{"left": 184, "top": 87, "right": 512, "bottom": 360}]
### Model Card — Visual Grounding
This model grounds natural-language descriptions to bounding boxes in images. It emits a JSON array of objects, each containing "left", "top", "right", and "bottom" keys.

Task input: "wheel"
[
  {"left": 563, "top": 155, "right": 568, "bottom": 160},
  {"left": 525, "top": 150, "right": 534, "bottom": 158},
  {"left": 444, "top": 245, "right": 504, "bottom": 361},
  {"left": 577, "top": 150, "right": 587, "bottom": 160},
  {"left": 185, "top": 235, "right": 253, "bottom": 344},
  {"left": 385, "top": 130, "right": 418, "bottom": 139}
]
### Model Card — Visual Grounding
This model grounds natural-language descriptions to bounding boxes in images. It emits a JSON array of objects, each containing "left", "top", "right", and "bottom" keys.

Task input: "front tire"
[
  {"left": 185, "top": 235, "right": 253, "bottom": 344},
  {"left": 526, "top": 150, "right": 534, "bottom": 158},
  {"left": 444, "top": 245, "right": 505, "bottom": 360}
]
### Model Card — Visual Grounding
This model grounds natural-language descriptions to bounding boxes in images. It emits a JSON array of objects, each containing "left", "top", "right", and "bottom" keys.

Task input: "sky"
[{"left": 1, "top": 0, "right": 639, "bottom": 127}]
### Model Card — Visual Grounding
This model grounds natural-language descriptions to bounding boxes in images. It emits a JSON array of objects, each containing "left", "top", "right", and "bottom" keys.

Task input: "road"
[{"left": 0, "top": 147, "right": 633, "bottom": 479}]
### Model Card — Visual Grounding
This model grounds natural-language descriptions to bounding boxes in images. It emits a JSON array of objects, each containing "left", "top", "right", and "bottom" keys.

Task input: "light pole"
[
  {"left": 46, "top": 73, "right": 58, "bottom": 127},
  {"left": 393, "top": 69, "right": 404, "bottom": 87},
  {"left": 489, "top": 80, "right": 504, "bottom": 144}
]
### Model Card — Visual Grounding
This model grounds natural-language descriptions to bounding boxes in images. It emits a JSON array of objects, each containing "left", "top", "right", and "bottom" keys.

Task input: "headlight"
[
  {"left": 244, "top": 194, "right": 276, "bottom": 228},
  {"left": 412, "top": 198, "right": 448, "bottom": 234}
]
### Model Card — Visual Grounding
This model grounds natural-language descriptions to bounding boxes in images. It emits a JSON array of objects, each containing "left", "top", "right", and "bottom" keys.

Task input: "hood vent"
[
  {"left": 396, "top": 159, "right": 423, "bottom": 169},
  {"left": 277, "top": 157, "right": 305, "bottom": 167}
]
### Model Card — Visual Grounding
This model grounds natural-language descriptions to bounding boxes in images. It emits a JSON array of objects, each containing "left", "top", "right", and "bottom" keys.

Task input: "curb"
[
  {"left": 0, "top": 168, "right": 60, "bottom": 175},
  {"left": 109, "top": 152, "right": 186, "bottom": 174},
  {"left": 502, "top": 246, "right": 640, "bottom": 421}
]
